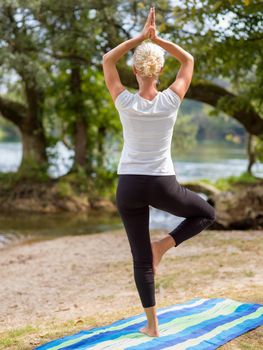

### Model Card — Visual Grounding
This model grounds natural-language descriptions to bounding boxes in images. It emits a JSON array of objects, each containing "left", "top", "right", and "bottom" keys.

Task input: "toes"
[{"left": 139, "top": 327, "right": 147, "bottom": 335}]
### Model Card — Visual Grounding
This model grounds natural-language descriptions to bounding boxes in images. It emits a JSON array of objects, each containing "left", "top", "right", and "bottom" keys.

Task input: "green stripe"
[
  {"left": 159, "top": 299, "right": 239, "bottom": 334},
  {"left": 166, "top": 306, "right": 263, "bottom": 349}
]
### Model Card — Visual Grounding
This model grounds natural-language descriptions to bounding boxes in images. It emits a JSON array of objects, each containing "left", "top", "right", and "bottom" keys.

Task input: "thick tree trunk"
[
  {"left": 74, "top": 118, "right": 87, "bottom": 167},
  {"left": 20, "top": 129, "right": 48, "bottom": 169},
  {"left": 0, "top": 97, "right": 48, "bottom": 173},
  {"left": 0, "top": 6, "right": 48, "bottom": 175},
  {"left": 70, "top": 65, "right": 91, "bottom": 172}
]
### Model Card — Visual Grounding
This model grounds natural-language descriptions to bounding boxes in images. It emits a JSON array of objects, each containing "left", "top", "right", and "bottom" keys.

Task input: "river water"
[{"left": 0, "top": 141, "right": 262, "bottom": 249}]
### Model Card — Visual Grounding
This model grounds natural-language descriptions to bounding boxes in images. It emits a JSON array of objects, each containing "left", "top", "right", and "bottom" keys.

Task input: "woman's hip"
[{"left": 116, "top": 174, "right": 177, "bottom": 210}]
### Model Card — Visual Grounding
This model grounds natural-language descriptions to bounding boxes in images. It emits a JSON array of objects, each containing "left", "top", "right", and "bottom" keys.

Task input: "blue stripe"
[
  {"left": 35, "top": 297, "right": 204, "bottom": 350},
  {"left": 185, "top": 313, "right": 263, "bottom": 350},
  {"left": 54, "top": 299, "right": 223, "bottom": 350},
  {"left": 127, "top": 303, "right": 262, "bottom": 350}
]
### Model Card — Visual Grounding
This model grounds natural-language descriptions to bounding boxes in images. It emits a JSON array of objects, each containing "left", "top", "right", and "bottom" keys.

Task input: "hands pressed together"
[{"left": 140, "top": 6, "right": 158, "bottom": 42}]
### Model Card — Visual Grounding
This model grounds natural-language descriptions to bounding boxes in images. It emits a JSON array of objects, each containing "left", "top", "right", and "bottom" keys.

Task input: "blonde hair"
[{"left": 132, "top": 41, "right": 165, "bottom": 78}]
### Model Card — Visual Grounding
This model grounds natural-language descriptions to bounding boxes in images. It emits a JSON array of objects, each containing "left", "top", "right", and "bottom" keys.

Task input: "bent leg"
[{"left": 149, "top": 175, "right": 216, "bottom": 247}]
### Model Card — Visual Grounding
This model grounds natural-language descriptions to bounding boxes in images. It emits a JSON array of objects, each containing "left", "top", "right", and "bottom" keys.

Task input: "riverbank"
[
  {"left": 0, "top": 228, "right": 262, "bottom": 349},
  {"left": 0, "top": 169, "right": 262, "bottom": 217}
]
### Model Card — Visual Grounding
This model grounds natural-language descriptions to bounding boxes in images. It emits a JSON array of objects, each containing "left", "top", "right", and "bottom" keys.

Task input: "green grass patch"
[
  {"left": 199, "top": 171, "right": 260, "bottom": 191},
  {"left": 0, "top": 325, "right": 39, "bottom": 349}
]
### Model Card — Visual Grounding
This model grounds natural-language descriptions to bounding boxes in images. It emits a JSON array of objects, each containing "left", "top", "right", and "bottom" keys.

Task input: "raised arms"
[
  {"left": 150, "top": 7, "right": 194, "bottom": 101},
  {"left": 102, "top": 6, "right": 193, "bottom": 103}
]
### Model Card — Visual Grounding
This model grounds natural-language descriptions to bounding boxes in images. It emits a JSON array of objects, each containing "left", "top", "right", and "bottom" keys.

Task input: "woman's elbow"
[
  {"left": 181, "top": 54, "right": 194, "bottom": 66},
  {"left": 102, "top": 53, "right": 109, "bottom": 62},
  {"left": 187, "top": 54, "right": 194, "bottom": 62}
]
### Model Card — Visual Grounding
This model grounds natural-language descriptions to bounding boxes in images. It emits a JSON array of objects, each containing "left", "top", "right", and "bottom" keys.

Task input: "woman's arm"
[
  {"left": 153, "top": 36, "right": 194, "bottom": 101},
  {"left": 102, "top": 34, "right": 144, "bottom": 102},
  {"left": 153, "top": 36, "right": 194, "bottom": 64},
  {"left": 102, "top": 7, "right": 155, "bottom": 102},
  {"left": 154, "top": 37, "right": 194, "bottom": 101},
  {"left": 149, "top": 7, "right": 194, "bottom": 101}
]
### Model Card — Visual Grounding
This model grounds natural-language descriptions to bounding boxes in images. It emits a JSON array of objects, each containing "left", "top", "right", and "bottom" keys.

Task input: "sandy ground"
[{"left": 0, "top": 228, "right": 263, "bottom": 336}]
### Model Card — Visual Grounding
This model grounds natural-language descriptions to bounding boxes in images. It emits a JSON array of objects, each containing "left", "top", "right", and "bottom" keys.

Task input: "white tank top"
[{"left": 114, "top": 87, "right": 181, "bottom": 175}]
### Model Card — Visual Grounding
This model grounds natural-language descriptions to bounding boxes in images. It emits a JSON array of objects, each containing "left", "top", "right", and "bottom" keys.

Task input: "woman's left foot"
[{"left": 139, "top": 325, "right": 160, "bottom": 337}]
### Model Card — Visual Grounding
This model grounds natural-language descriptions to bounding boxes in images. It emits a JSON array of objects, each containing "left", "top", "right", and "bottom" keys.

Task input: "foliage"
[
  {"left": 58, "top": 165, "right": 89, "bottom": 193},
  {"left": 56, "top": 180, "right": 74, "bottom": 198},
  {"left": 172, "top": 113, "right": 198, "bottom": 153},
  {"left": 92, "top": 167, "right": 117, "bottom": 200},
  {"left": 165, "top": 0, "right": 263, "bottom": 113},
  {"left": 0, "top": 169, "right": 49, "bottom": 194},
  {"left": 201, "top": 171, "right": 260, "bottom": 191}
]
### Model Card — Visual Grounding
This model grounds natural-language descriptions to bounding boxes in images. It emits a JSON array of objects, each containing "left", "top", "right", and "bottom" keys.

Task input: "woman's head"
[{"left": 132, "top": 41, "right": 165, "bottom": 82}]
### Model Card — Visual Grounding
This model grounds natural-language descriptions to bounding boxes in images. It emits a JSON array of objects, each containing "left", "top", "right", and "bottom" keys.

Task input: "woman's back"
[{"left": 114, "top": 87, "right": 182, "bottom": 175}]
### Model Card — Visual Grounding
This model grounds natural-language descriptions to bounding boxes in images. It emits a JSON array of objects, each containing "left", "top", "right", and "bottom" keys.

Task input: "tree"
[
  {"left": 34, "top": 0, "right": 122, "bottom": 174},
  {"left": 0, "top": 3, "right": 49, "bottom": 173}
]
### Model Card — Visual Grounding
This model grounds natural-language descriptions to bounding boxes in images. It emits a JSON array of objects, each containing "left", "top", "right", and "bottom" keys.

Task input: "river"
[{"left": 0, "top": 141, "right": 262, "bottom": 249}]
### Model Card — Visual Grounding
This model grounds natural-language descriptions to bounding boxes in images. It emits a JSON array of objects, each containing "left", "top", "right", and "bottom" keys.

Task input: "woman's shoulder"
[
  {"left": 161, "top": 87, "right": 182, "bottom": 106},
  {"left": 114, "top": 88, "right": 135, "bottom": 110}
]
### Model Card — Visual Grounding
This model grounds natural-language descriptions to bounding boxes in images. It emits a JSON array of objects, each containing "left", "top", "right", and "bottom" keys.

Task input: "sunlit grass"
[{"left": 199, "top": 171, "right": 260, "bottom": 191}]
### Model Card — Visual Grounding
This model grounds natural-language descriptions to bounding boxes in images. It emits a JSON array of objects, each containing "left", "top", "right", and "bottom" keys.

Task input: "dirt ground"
[{"left": 0, "top": 228, "right": 263, "bottom": 349}]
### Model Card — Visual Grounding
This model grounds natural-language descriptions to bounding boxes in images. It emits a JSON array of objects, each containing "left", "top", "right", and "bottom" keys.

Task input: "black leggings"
[{"left": 116, "top": 174, "right": 216, "bottom": 308}]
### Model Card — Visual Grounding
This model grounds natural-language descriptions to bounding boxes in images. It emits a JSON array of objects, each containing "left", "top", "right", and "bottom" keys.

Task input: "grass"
[
  {"left": 0, "top": 309, "right": 140, "bottom": 350},
  {"left": 0, "top": 325, "right": 39, "bottom": 349}
]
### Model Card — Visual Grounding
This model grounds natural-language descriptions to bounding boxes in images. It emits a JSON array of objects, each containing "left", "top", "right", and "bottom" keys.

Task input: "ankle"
[
  {"left": 148, "top": 318, "right": 158, "bottom": 329},
  {"left": 160, "top": 236, "right": 175, "bottom": 252},
  {"left": 167, "top": 235, "right": 176, "bottom": 248}
]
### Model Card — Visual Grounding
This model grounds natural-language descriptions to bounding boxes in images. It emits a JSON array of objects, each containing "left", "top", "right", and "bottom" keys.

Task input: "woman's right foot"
[
  {"left": 139, "top": 325, "right": 160, "bottom": 337},
  {"left": 151, "top": 240, "right": 165, "bottom": 275}
]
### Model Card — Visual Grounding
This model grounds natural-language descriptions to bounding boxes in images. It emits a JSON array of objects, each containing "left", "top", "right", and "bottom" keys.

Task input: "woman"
[{"left": 102, "top": 7, "right": 215, "bottom": 338}]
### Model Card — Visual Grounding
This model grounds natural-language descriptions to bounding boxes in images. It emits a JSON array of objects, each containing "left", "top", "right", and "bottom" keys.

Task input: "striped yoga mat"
[{"left": 35, "top": 297, "right": 263, "bottom": 350}]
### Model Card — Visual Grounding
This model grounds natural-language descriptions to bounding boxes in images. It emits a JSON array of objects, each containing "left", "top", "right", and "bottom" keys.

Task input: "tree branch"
[
  {"left": 0, "top": 96, "right": 27, "bottom": 127},
  {"left": 185, "top": 81, "right": 263, "bottom": 137}
]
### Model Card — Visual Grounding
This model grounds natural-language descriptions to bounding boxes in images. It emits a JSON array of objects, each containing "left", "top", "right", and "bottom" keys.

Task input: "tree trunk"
[
  {"left": 97, "top": 125, "right": 106, "bottom": 168},
  {"left": 70, "top": 65, "right": 91, "bottom": 172},
  {"left": 0, "top": 97, "right": 48, "bottom": 173},
  {"left": 20, "top": 128, "right": 48, "bottom": 170},
  {"left": 246, "top": 133, "right": 256, "bottom": 174},
  {"left": 74, "top": 118, "right": 87, "bottom": 167}
]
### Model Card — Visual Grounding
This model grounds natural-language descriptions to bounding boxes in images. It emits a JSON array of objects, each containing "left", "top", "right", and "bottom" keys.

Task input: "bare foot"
[
  {"left": 139, "top": 325, "right": 160, "bottom": 337},
  {"left": 151, "top": 240, "right": 164, "bottom": 275}
]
